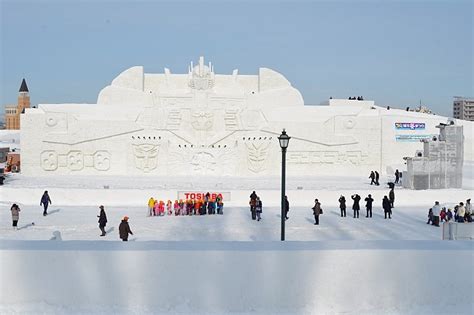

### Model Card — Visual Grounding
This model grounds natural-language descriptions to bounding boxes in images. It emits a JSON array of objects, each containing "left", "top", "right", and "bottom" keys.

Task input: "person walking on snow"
[
  {"left": 119, "top": 216, "right": 133, "bottom": 241},
  {"left": 394, "top": 169, "right": 400, "bottom": 184},
  {"left": 351, "top": 194, "right": 361, "bottom": 218},
  {"left": 383, "top": 196, "right": 392, "bottom": 219},
  {"left": 97, "top": 205, "right": 107, "bottom": 236},
  {"left": 40, "top": 191, "right": 52, "bottom": 216},
  {"left": 365, "top": 194, "right": 374, "bottom": 218},
  {"left": 339, "top": 195, "right": 346, "bottom": 217},
  {"left": 11, "top": 203, "right": 20, "bottom": 229},
  {"left": 256, "top": 197, "right": 263, "bottom": 221},
  {"left": 249, "top": 191, "right": 258, "bottom": 220},
  {"left": 312, "top": 199, "right": 322, "bottom": 225},
  {"left": 284, "top": 195, "right": 290, "bottom": 220},
  {"left": 389, "top": 187, "right": 395, "bottom": 209},
  {"left": 375, "top": 171, "right": 380, "bottom": 186},
  {"left": 369, "top": 171, "right": 375, "bottom": 185}
]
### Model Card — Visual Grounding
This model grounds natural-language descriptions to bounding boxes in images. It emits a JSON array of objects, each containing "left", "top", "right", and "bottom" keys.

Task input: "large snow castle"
[{"left": 21, "top": 57, "right": 473, "bottom": 177}]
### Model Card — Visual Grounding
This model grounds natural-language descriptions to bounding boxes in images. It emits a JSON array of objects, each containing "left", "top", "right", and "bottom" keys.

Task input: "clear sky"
[{"left": 0, "top": 0, "right": 472, "bottom": 117}]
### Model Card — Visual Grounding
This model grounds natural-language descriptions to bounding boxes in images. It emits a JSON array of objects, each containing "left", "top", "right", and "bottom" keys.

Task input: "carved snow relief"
[
  {"left": 133, "top": 144, "right": 159, "bottom": 173},
  {"left": 245, "top": 141, "right": 271, "bottom": 173}
]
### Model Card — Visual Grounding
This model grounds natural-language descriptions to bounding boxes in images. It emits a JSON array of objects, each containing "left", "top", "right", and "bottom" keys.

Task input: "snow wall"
[{"left": 0, "top": 240, "right": 472, "bottom": 314}]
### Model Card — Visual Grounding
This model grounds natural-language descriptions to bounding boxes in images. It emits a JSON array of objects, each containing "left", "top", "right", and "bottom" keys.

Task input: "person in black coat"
[
  {"left": 40, "top": 191, "right": 52, "bottom": 216},
  {"left": 351, "top": 194, "right": 361, "bottom": 218},
  {"left": 365, "top": 194, "right": 374, "bottom": 218},
  {"left": 382, "top": 196, "right": 391, "bottom": 219},
  {"left": 369, "top": 171, "right": 375, "bottom": 185},
  {"left": 249, "top": 191, "right": 258, "bottom": 220},
  {"left": 312, "top": 199, "right": 322, "bottom": 225},
  {"left": 389, "top": 188, "right": 395, "bottom": 209},
  {"left": 394, "top": 169, "right": 400, "bottom": 184},
  {"left": 119, "top": 216, "right": 133, "bottom": 241},
  {"left": 97, "top": 205, "right": 107, "bottom": 236},
  {"left": 338, "top": 195, "right": 346, "bottom": 217},
  {"left": 284, "top": 195, "right": 290, "bottom": 220},
  {"left": 374, "top": 171, "right": 380, "bottom": 186}
]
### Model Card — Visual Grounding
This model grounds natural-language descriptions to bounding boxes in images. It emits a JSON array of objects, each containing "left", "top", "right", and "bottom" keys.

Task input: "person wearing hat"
[
  {"left": 119, "top": 216, "right": 133, "bottom": 241},
  {"left": 97, "top": 205, "right": 107, "bottom": 236}
]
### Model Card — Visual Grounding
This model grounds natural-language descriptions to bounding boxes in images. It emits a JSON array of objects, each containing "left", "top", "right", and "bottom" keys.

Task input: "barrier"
[{"left": 442, "top": 221, "right": 474, "bottom": 240}]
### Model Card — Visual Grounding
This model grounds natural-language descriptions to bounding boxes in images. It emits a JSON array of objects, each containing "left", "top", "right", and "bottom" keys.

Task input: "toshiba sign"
[{"left": 177, "top": 191, "right": 231, "bottom": 201}]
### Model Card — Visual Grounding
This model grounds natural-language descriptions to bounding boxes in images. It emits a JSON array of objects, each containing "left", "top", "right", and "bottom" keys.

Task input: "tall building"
[
  {"left": 453, "top": 96, "right": 474, "bottom": 121},
  {"left": 5, "top": 79, "right": 30, "bottom": 129}
]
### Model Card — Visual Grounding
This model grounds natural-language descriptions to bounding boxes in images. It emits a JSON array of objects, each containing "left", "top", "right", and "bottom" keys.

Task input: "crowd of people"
[
  {"left": 147, "top": 193, "right": 224, "bottom": 217},
  {"left": 427, "top": 199, "right": 472, "bottom": 227}
]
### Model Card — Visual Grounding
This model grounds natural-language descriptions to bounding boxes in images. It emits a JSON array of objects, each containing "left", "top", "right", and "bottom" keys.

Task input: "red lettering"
[{"left": 184, "top": 193, "right": 190, "bottom": 199}]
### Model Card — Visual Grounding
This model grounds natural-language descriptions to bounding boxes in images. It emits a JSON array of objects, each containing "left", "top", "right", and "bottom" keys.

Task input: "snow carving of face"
[
  {"left": 133, "top": 144, "right": 159, "bottom": 173},
  {"left": 245, "top": 141, "right": 270, "bottom": 173}
]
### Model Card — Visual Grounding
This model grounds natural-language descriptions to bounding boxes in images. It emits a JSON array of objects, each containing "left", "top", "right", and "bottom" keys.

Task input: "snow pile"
[{"left": 0, "top": 240, "right": 472, "bottom": 315}]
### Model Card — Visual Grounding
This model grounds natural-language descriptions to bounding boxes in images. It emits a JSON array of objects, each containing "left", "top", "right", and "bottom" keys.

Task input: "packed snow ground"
[{"left": 1, "top": 173, "right": 473, "bottom": 314}]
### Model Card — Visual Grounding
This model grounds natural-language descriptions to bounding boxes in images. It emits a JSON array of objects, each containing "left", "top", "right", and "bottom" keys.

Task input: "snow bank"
[{"left": 0, "top": 240, "right": 472, "bottom": 315}]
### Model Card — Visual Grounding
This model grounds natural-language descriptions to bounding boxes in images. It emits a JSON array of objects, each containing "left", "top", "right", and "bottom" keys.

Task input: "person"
[
  {"left": 447, "top": 208, "right": 453, "bottom": 221},
  {"left": 174, "top": 200, "right": 180, "bottom": 216},
  {"left": 369, "top": 171, "right": 375, "bottom": 185},
  {"left": 375, "top": 171, "right": 380, "bottom": 186},
  {"left": 97, "top": 205, "right": 107, "bottom": 236},
  {"left": 40, "top": 191, "right": 52, "bottom": 216},
  {"left": 153, "top": 199, "right": 159, "bottom": 216},
  {"left": 465, "top": 199, "right": 472, "bottom": 222},
  {"left": 312, "top": 199, "right": 322, "bottom": 225},
  {"left": 256, "top": 197, "right": 263, "bottom": 221},
  {"left": 249, "top": 191, "right": 258, "bottom": 220},
  {"left": 431, "top": 201, "right": 441, "bottom": 226},
  {"left": 217, "top": 198, "right": 224, "bottom": 215},
  {"left": 351, "top": 194, "right": 361, "bottom": 218},
  {"left": 284, "top": 195, "right": 290, "bottom": 220},
  {"left": 394, "top": 169, "right": 400, "bottom": 184},
  {"left": 147, "top": 197, "right": 155, "bottom": 216},
  {"left": 382, "top": 196, "right": 391, "bottom": 219},
  {"left": 457, "top": 202, "right": 466, "bottom": 223},
  {"left": 440, "top": 207, "right": 447, "bottom": 222},
  {"left": 365, "top": 194, "right": 374, "bottom": 218},
  {"left": 166, "top": 200, "right": 173, "bottom": 216},
  {"left": 426, "top": 208, "right": 433, "bottom": 224},
  {"left": 119, "top": 216, "right": 133, "bottom": 241},
  {"left": 339, "top": 195, "right": 346, "bottom": 217},
  {"left": 389, "top": 187, "right": 395, "bottom": 209},
  {"left": 11, "top": 203, "right": 20, "bottom": 229}
]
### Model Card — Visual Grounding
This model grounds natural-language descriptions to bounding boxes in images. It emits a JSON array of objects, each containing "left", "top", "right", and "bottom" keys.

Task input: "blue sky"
[{"left": 0, "top": 0, "right": 472, "bottom": 116}]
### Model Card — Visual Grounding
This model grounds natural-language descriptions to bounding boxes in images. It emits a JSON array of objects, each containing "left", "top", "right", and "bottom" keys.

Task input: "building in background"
[
  {"left": 453, "top": 96, "right": 474, "bottom": 121},
  {"left": 5, "top": 79, "right": 30, "bottom": 129}
]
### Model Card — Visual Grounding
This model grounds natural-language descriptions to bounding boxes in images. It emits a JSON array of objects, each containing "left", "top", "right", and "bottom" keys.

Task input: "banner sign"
[
  {"left": 395, "top": 122, "right": 425, "bottom": 130},
  {"left": 395, "top": 134, "right": 434, "bottom": 142},
  {"left": 177, "top": 191, "right": 231, "bottom": 201}
]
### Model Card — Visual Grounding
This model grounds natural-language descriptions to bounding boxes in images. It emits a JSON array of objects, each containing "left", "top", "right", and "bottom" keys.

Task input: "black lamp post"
[{"left": 278, "top": 129, "right": 290, "bottom": 241}]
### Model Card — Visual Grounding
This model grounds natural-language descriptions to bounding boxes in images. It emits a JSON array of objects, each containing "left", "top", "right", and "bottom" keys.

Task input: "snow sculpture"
[
  {"left": 403, "top": 123, "right": 464, "bottom": 189},
  {"left": 20, "top": 57, "right": 474, "bottom": 176}
]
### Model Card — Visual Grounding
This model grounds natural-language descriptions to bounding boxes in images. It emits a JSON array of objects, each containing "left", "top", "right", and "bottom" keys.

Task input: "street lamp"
[{"left": 278, "top": 129, "right": 290, "bottom": 241}]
